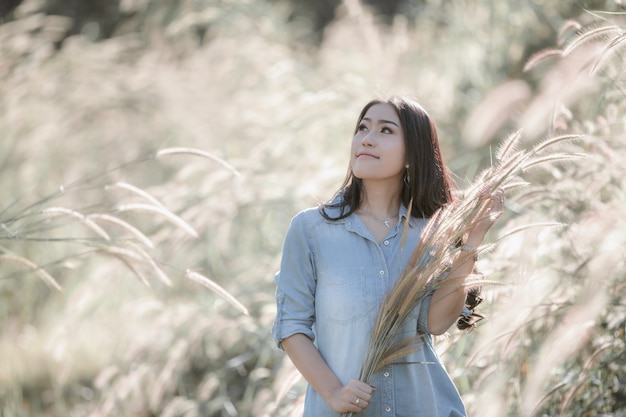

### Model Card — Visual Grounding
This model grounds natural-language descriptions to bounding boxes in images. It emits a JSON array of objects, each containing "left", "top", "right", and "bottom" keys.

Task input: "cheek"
[
  {"left": 392, "top": 140, "right": 407, "bottom": 163},
  {"left": 351, "top": 135, "right": 360, "bottom": 150},
  {"left": 349, "top": 136, "right": 360, "bottom": 158}
]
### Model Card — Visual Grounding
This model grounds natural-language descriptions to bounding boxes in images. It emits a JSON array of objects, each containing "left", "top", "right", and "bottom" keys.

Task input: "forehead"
[{"left": 362, "top": 103, "right": 400, "bottom": 123}]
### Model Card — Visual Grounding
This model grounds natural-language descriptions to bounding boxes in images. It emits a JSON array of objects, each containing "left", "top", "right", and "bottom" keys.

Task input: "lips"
[{"left": 356, "top": 151, "right": 379, "bottom": 159}]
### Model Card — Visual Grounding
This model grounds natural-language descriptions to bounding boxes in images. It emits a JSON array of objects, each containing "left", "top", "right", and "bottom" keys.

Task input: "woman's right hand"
[
  {"left": 327, "top": 379, "right": 375, "bottom": 413},
  {"left": 281, "top": 334, "right": 375, "bottom": 414}
]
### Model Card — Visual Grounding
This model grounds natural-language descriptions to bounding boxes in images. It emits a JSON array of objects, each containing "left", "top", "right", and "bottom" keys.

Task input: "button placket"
[{"left": 380, "top": 367, "right": 393, "bottom": 415}]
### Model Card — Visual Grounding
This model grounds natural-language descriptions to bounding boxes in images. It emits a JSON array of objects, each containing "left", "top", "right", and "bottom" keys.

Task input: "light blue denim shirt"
[{"left": 272, "top": 198, "right": 467, "bottom": 417}]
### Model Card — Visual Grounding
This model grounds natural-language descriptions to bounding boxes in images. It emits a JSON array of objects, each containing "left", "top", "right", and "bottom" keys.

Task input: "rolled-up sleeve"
[{"left": 272, "top": 212, "right": 317, "bottom": 349}]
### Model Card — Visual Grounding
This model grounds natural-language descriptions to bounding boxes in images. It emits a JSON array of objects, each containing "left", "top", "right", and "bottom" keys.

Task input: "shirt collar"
[{"left": 321, "top": 192, "right": 422, "bottom": 229}]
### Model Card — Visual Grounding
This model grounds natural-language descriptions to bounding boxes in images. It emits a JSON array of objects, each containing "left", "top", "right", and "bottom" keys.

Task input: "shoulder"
[
  {"left": 290, "top": 193, "right": 346, "bottom": 226},
  {"left": 287, "top": 201, "right": 349, "bottom": 239},
  {"left": 287, "top": 205, "right": 326, "bottom": 234}
]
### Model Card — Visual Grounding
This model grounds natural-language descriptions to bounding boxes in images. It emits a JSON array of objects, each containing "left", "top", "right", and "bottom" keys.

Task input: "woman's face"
[{"left": 351, "top": 103, "right": 406, "bottom": 184}]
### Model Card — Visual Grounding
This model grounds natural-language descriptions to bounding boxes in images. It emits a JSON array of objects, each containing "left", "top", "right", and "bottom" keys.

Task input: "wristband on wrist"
[{"left": 460, "top": 243, "right": 479, "bottom": 261}]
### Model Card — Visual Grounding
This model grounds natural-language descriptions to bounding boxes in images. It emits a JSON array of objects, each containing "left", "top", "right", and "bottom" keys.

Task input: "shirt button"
[
  {"left": 385, "top": 406, "right": 391, "bottom": 412},
  {"left": 383, "top": 371, "right": 390, "bottom": 377},
  {"left": 383, "top": 240, "right": 390, "bottom": 245},
  {"left": 379, "top": 270, "right": 385, "bottom": 276}
]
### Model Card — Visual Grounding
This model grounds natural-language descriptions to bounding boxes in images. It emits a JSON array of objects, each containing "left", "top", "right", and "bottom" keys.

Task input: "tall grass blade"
[
  {"left": 156, "top": 147, "right": 241, "bottom": 177},
  {"left": 495, "top": 130, "right": 522, "bottom": 161},
  {"left": 115, "top": 203, "right": 199, "bottom": 238},
  {"left": 523, "top": 49, "right": 563, "bottom": 72},
  {"left": 43, "top": 207, "right": 111, "bottom": 241},
  {"left": 521, "top": 153, "right": 587, "bottom": 171},
  {"left": 495, "top": 222, "right": 564, "bottom": 243},
  {"left": 106, "top": 182, "right": 166, "bottom": 208},
  {"left": 532, "top": 134, "right": 582, "bottom": 154},
  {"left": 0, "top": 253, "right": 62, "bottom": 291},
  {"left": 87, "top": 213, "right": 155, "bottom": 248},
  {"left": 590, "top": 32, "right": 626, "bottom": 75},
  {"left": 185, "top": 269, "right": 249, "bottom": 315},
  {"left": 563, "top": 24, "right": 620, "bottom": 55},
  {"left": 104, "top": 244, "right": 172, "bottom": 286}
]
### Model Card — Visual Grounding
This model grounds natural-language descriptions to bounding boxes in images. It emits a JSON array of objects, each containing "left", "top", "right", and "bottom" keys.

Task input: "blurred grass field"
[{"left": 1, "top": 0, "right": 625, "bottom": 416}]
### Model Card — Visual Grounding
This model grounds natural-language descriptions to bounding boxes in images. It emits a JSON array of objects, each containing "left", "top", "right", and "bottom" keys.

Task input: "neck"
[{"left": 360, "top": 179, "right": 402, "bottom": 217}]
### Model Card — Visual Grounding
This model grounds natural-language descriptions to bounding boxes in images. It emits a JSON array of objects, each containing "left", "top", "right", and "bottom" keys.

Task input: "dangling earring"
[
  {"left": 404, "top": 165, "right": 410, "bottom": 187},
  {"left": 400, "top": 164, "right": 413, "bottom": 248}
]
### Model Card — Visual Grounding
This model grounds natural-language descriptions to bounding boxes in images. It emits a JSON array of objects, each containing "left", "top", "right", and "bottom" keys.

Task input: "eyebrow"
[{"left": 362, "top": 117, "right": 399, "bottom": 127}]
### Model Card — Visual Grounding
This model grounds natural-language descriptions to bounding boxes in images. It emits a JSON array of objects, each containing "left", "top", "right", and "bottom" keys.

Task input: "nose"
[{"left": 361, "top": 131, "right": 374, "bottom": 147}]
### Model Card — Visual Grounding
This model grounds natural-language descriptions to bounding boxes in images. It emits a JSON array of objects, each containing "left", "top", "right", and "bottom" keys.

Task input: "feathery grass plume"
[
  {"left": 105, "top": 182, "right": 167, "bottom": 208},
  {"left": 108, "top": 251, "right": 152, "bottom": 287},
  {"left": 589, "top": 32, "right": 626, "bottom": 76},
  {"left": 495, "top": 130, "right": 522, "bottom": 161},
  {"left": 342, "top": 131, "right": 584, "bottom": 417},
  {"left": 562, "top": 23, "right": 620, "bottom": 56},
  {"left": 185, "top": 269, "right": 249, "bottom": 315},
  {"left": 525, "top": 23, "right": 621, "bottom": 74},
  {"left": 156, "top": 147, "right": 241, "bottom": 177},
  {"left": 557, "top": 19, "right": 583, "bottom": 45},
  {"left": 532, "top": 134, "right": 581, "bottom": 154},
  {"left": 495, "top": 222, "right": 563, "bottom": 243},
  {"left": 43, "top": 207, "right": 111, "bottom": 241},
  {"left": 523, "top": 49, "right": 564, "bottom": 73},
  {"left": 115, "top": 203, "right": 199, "bottom": 238},
  {"left": 104, "top": 243, "right": 172, "bottom": 286},
  {"left": 86, "top": 213, "right": 155, "bottom": 248},
  {"left": 0, "top": 252, "right": 62, "bottom": 291}
]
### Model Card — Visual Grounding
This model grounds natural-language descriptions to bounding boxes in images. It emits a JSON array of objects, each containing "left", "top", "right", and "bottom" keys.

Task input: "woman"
[{"left": 272, "top": 96, "right": 504, "bottom": 416}]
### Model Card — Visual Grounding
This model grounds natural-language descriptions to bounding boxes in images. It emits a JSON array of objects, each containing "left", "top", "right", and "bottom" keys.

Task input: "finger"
[
  {"left": 490, "top": 189, "right": 505, "bottom": 208},
  {"left": 354, "top": 396, "right": 370, "bottom": 409},
  {"left": 495, "top": 187, "right": 505, "bottom": 201},
  {"left": 348, "top": 379, "right": 375, "bottom": 394}
]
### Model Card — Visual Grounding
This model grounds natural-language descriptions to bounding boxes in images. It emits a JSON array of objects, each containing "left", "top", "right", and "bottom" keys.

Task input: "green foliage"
[{"left": 1, "top": 0, "right": 626, "bottom": 416}]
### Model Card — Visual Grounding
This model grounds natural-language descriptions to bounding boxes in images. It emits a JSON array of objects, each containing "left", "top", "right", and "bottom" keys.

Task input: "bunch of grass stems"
[{"left": 341, "top": 131, "right": 583, "bottom": 417}]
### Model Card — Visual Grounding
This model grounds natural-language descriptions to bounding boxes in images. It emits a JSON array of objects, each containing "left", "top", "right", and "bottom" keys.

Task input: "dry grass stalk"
[
  {"left": 523, "top": 49, "right": 564, "bottom": 73},
  {"left": 43, "top": 207, "right": 111, "bottom": 241},
  {"left": 115, "top": 203, "right": 199, "bottom": 238},
  {"left": 562, "top": 24, "right": 620, "bottom": 56},
  {"left": 342, "top": 132, "right": 584, "bottom": 417},
  {"left": 185, "top": 269, "right": 249, "bottom": 315},
  {"left": 105, "top": 182, "right": 167, "bottom": 208},
  {"left": 104, "top": 243, "right": 172, "bottom": 286},
  {"left": 156, "top": 147, "right": 241, "bottom": 177},
  {"left": 0, "top": 252, "right": 62, "bottom": 291},
  {"left": 87, "top": 213, "right": 155, "bottom": 248},
  {"left": 589, "top": 32, "right": 626, "bottom": 75}
]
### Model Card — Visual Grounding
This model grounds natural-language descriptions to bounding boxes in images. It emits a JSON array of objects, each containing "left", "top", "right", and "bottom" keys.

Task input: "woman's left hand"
[{"left": 468, "top": 187, "right": 505, "bottom": 242}]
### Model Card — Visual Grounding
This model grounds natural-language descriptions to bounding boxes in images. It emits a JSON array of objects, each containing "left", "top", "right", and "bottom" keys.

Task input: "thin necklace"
[{"left": 360, "top": 208, "right": 399, "bottom": 229}]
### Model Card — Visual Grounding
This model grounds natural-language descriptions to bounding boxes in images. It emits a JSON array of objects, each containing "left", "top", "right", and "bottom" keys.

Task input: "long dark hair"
[
  {"left": 321, "top": 96, "right": 483, "bottom": 331},
  {"left": 321, "top": 95, "right": 456, "bottom": 220}
]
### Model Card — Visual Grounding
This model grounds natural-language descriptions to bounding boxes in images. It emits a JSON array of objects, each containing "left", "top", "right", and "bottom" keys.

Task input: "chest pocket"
[{"left": 316, "top": 267, "right": 377, "bottom": 324}]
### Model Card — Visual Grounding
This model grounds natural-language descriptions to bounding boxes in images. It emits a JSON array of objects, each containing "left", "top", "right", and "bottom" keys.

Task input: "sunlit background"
[{"left": 1, "top": 0, "right": 625, "bottom": 416}]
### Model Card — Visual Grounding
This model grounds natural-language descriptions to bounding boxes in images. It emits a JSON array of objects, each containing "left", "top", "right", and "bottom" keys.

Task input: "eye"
[
  {"left": 381, "top": 126, "right": 393, "bottom": 134},
  {"left": 357, "top": 123, "right": 368, "bottom": 132}
]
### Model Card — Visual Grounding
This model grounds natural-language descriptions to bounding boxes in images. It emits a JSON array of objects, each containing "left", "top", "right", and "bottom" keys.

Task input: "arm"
[
  {"left": 427, "top": 188, "right": 504, "bottom": 335},
  {"left": 281, "top": 334, "right": 374, "bottom": 413},
  {"left": 272, "top": 213, "right": 374, "bottom": 412}
]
